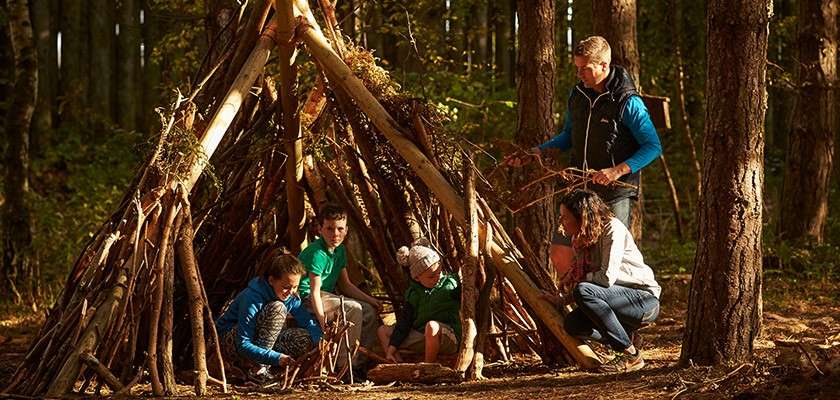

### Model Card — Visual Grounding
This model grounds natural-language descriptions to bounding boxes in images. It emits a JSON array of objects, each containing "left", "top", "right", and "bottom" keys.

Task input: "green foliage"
[
  {"left": 148, "top": 0, "right": 208, "bottom": 94},
  {"left": 29, "top": 123, "right": 144, "bottom": 294}
]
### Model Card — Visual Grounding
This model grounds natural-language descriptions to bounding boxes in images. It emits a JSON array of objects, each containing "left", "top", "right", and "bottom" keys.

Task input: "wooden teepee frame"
[{"left": 3, "top": 0, "right": 600, "bottom": 397}]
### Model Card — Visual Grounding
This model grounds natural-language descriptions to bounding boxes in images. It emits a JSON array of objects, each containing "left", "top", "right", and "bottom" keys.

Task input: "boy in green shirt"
[{"left": 298, "top": 203, "right": 381, "bottom": 373}]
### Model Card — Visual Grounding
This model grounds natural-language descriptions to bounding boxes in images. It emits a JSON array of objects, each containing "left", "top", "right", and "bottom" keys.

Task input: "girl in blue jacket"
[{"left": 215, "top": 254, "right": 322, "bottom": 382}]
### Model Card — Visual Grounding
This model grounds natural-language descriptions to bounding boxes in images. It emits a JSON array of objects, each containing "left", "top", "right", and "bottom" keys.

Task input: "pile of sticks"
[{"left": 4, "top": 0, "right": 602, "bottom": 397}]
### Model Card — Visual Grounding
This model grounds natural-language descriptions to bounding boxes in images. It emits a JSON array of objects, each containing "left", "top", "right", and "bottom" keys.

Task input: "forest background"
[{"left": 0, "top": 0, "right": 838, "bottom": 309}]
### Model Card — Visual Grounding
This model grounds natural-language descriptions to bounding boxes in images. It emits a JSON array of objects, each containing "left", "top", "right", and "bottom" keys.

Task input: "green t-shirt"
[{"left": 298, "top": 237, "right": 346, "bottom": 297}]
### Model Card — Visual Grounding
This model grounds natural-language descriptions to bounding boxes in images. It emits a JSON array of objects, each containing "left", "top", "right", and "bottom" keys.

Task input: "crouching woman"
[
  {"left": 215, "top": 254, "right": 322, "bottom": 382},
  {"left": 552, "top": 189, "right": 660, "bottom": 373}
]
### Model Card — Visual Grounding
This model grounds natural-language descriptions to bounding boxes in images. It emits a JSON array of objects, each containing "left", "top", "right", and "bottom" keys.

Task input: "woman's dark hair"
[
  {"left": 259, "top": 253, "right": 306, "bottom": 280},
  {"left": 558, "top": 189, "right": 614, "bottom": 248}
]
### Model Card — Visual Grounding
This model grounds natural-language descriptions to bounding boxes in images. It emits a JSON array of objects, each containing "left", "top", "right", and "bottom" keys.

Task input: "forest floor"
[{"left": 2, "top": 274, "right": 838, "bottom": 399}]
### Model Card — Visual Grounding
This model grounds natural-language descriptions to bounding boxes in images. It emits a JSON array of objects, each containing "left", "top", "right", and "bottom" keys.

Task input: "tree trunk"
[
  {"left": 2, "top": 0, "right": 39, "bottom": 305},
  {"left": 779, "top": 0, "right": 838, "bottom": 244},
  {"left": 571, "top": 0, "right": 592, "bottom": 47},
  {"left": 59, "top": 0, "right": 86, "bottom": 126},
  {"left": 680, "top": 0, "right": 769, "bottom": 366},
  {"left": 591, "top": 0, "right": 639, "bottom": 82},
  {"left": 118, "top": 0, "right": 141, "bottom": 130},
  {"left": 89, "top": 0, "right": 115, "bottom": 122},
  {"left": 669, "top": 0, "right": 701, "bottom": 203},
  {"left": 143, "top": 1, "right": 162, "bottom": 132},
  {"left": 30, "top": 0, "right": 54, "bottom": 154},
  {"left": 515, "top": 0, "right": 556, "bottom": 283},
  {"left": 493, "top": 0, "right": 514, "bottom": 86}
]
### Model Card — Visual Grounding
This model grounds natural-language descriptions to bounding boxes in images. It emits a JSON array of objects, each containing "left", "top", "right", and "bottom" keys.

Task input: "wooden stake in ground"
[
  {"left": 176, "top": 191, "right": 208, "bottom": 396},
  {"left": 455, "top": 153, "right": 479, "bottom": 374}
]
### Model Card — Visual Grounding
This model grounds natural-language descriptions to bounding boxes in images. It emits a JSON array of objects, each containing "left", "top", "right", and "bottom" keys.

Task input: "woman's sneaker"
[{"left": 598, "top": 349, "right": 645, "bottom": 373}]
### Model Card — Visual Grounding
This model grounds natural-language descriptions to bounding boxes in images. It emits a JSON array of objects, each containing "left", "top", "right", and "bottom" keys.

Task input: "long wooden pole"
[
  {"left": 186, "top": 16, "right": 281, "bottom": 189},
  {"left": 293, "top": 0, "right": 600, "bottom": 369},
  {"left": 275, "top": 0, "right": 306, "bottom": 253},
  {"left": 175, "top": 191, "right": 208, "bottom": 396}
]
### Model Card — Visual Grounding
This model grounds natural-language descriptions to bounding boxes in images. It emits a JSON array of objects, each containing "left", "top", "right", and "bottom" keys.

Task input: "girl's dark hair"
[
  {"left": 558, "top": 189, "right": 614, "bottom": 248},
  {"left": 259, "top": 253, "right": 306, "bottom": 280}
]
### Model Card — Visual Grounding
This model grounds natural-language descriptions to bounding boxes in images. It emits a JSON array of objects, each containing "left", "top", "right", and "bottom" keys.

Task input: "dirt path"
[{"left": 1, "top": 275, "right": 838, "bottom": 399}]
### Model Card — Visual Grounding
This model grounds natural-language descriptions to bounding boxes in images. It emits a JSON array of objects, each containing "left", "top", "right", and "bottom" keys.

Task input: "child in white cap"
[{"left": 376, "top": 244, "right": 461, "bottom": 363}]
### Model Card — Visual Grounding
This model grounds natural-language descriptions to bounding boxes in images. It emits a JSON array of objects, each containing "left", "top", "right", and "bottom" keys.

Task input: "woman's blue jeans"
[{"left": 564, "top": 282, "right": 660, "bottom": 351}]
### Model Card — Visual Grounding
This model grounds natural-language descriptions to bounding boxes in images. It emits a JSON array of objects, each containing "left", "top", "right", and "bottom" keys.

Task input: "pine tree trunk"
[
  {"left": 680, "top": 0, "right": 769, "bottom": 366},
  {"left": 516, "top": 0, "right": 568, "bottom": 365},
  {"left": 571, "top": 0, "right": 592, "bottom": 48},
  {"left": 779, "top": 0, "right": 838, "bottom": 244},
  {"left": 592, "top": 0, "right": 639, "bottom": 82},
  {"left": 2, "top": 0, "right": 39, "bottom": 305},
  {"left": 515, "top": 0, "right": 555, "bottom": 274},
  {"left": 89, "top": 0, "right": 115, "bottom": 122},
  {"left": 30, "top": 0, "right": 54, "bottom": 154},
  {"left": 493, "top": 0, "right": 514, "bottom": 85},
  {"left": 60, "top": 0, "right": 86, "bottom": 126},
  {"left": 669, "top": 0, "right": 702, "bottom": 203},
  {"left": 143, "top": 2, "right": 162, "bottom": 132},
  {"left": 118, "top": 0, "right": 140, "bottom": 130}
]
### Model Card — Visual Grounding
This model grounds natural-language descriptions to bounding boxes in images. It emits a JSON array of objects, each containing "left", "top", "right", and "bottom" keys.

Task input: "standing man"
[{"left": 507, "top": 36, "right": 662, "bottom": 273}]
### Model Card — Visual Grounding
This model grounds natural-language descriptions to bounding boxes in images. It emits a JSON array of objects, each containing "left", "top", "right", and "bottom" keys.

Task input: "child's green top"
[
  {"left": 389, "top": 274, "right": 461, "bottom": 347},
  {"left": 298, "top": 237, "right": 347, "bottom": 297}
]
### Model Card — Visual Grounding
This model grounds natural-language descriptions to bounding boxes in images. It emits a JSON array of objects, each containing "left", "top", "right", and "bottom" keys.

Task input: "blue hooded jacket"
[{"left": 216, "top": 277, "right": 322, "bottom": 366}]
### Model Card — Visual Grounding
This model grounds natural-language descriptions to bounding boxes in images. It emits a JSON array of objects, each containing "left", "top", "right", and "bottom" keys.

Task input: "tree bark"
[
  {"left": 59, "top": 0, "right": 86, "bottom": 126},
  {"left": 680, "top": 0, "right": 769, "bottom": 366},
  {"left": 515, "top": 0, "right": 555, "bottom": 282},
  {"left": 89, "top": 0, "right": 115, "bottom": 122},
  {"left": 669, "top": 0, "right": 701, "bottom": 203},
  {"left": 143, "top": 1, "right": 162, "bottom": 132},
  {"left": 493, "top": 0, "right": 515, "bottom": 85},
  {"left": 591, "top": 0, "right": 640, "bottom": 82},
  {"left": 779, "top": 0, "right": 838, "bottom": 244},
  {"left": 571, "top": 0, "right": 592, "bottom": 48},
  {"left": 30, "top": 0, "right": 54, "bottom": 153},
  {"left": 2, "top": 0, "right": 38, "bottom": 305},
  {"left": 118, "top": 0, "right": 141, "bottom": 130}
]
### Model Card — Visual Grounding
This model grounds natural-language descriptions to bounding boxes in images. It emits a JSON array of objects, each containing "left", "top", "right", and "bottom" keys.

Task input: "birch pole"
[
  {"left": 293, "top": 0, "right": 600, "bottom": 369},
  {"left": 186, "top": 16, "right": 281, "bottom": 189}
]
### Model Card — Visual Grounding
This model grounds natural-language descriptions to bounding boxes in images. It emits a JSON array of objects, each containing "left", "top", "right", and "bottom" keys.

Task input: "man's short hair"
[
  {"left": 574, "top": 36, "right": 611, "bottom": 65},
  {"left": 318, "top": 202, "right": 347, "bottom": 224}
]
